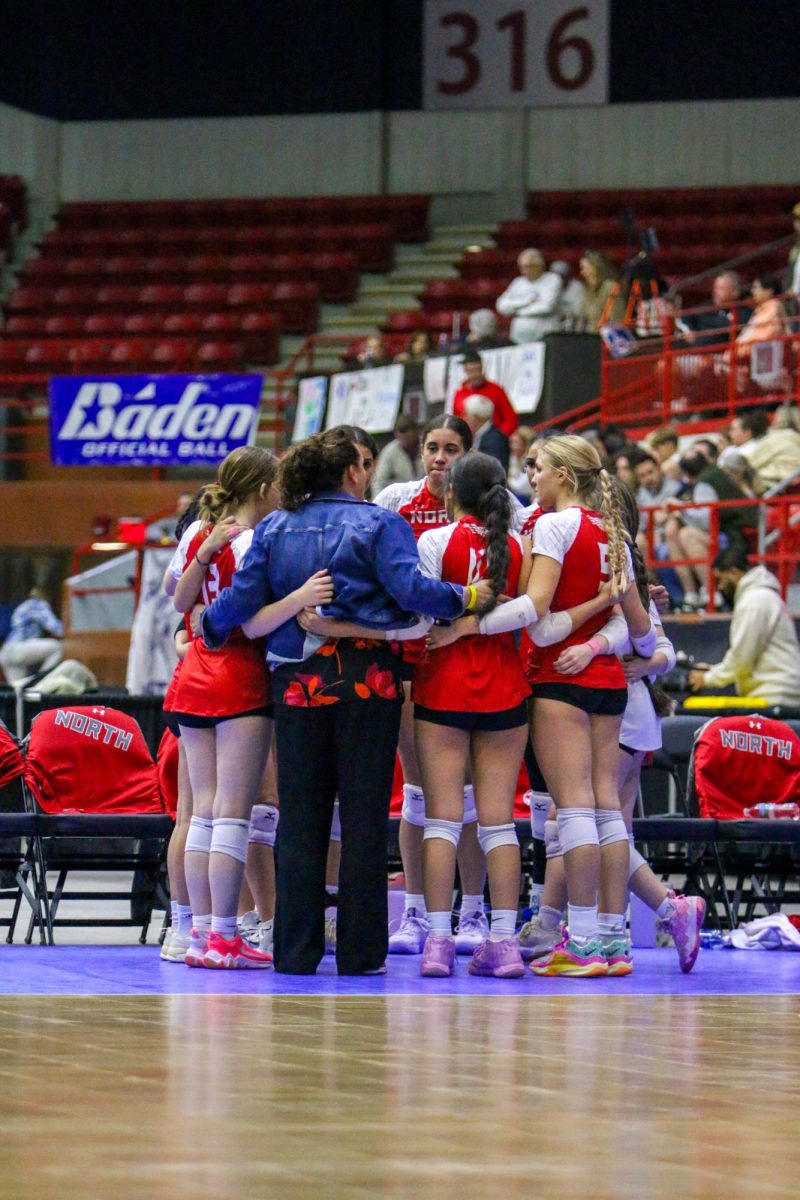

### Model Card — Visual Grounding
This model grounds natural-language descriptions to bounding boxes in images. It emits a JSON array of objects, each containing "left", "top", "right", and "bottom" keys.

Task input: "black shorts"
[
  {"left": 531, "top": 683, "right": 627, "bottom": 717},
  {"left": 398, "top": 659, "right": 416, "bottom": 683},
  {"left": 619, "top": 742, "right": 637, "bottom": 757},
  {"left": 173, "top": 705, "right": 274, "bottom": 729},
  {"left": 163, "top": 710, "right": 182, "bottom": 737},
  {"left": 414, "top": 700, "right": 528, "bottom": 732}
]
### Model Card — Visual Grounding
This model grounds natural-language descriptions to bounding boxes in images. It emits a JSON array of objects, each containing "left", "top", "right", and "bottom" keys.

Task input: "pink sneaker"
[
  {"left": 420, "top": 934, "right": 456, "bottom": 978},
  {"left": 468, "top": 937, "right": 525, "bottom": 978},
  {"left": 204, "top": 931, "right": 273, "bottom": 969},
  {"left": 184, "top": 928, "right": 209, "bottom": 967},
  {"left": 666, "top": 892, "right": 706, "bottom": 974}
]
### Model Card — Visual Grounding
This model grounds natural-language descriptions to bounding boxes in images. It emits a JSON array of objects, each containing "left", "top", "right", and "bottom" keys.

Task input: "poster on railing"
[
  {"left": 325, "top": 364, "right": 404, "bottom": 433},
  {"left": 49, "top": 374, "right": 262, "bottom": 466},
  {"left": 292, "top": 375, "right": 328, "bottom": 443}
]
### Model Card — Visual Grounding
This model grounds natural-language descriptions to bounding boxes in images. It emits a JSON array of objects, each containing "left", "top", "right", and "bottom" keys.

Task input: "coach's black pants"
[{"left": 273, "top": 698, "right": 402, "bottom": 974}]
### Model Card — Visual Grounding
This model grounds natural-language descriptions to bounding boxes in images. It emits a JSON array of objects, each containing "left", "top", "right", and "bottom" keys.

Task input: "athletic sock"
[
  {"left": 567, "top": 904, "right": 598, "bottom": 943},
  {"left": 176, "top": 904, "right": 193, "bottom": 936},
  {"left": 405, "top": 893, "right": 427, "bottom": 915},
  {"left": 538, "top": 904, "right": 562, "bottom": 932},
  {"left": 427, "top": 910, "right": 452, "bottom": 938},
  {"left": 598, "top": 911, "right": 626, "bottom": 943},
  {"left": 170, "top": 900, "right": 179, "bottom": 929},
  {"left": 656, "top": 895, "right": 677, "bottom": 921},
  {"left": 489, "top": 909, "right": 517, "bottom": 941},
  {"left": 193, "top": 913, "right": 211, "bottom": 935},
  {"left": 211, "top": 915, "right": 238, "bottom": 940},
  {"left": 460, "top": 893, "right": 484, "bottom": 918}
]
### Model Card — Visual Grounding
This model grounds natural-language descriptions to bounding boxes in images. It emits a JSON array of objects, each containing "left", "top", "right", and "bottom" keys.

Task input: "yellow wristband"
[{"left": 465, "top": 584, "right": 478, "bottom": 611}]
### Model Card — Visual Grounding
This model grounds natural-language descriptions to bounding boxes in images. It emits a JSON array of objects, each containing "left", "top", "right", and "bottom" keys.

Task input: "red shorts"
[{"left": 170, "top": 637, "right": 270, "bottom": 720}]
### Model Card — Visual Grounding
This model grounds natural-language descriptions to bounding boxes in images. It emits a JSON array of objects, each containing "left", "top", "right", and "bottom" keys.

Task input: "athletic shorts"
[
  {"left": 414, "top": 700, "right": 528, "bottom": 732},
  {"left": 398, "top": 659, "right": 416, "bottom": 683},
  {"left": 173, "top": 705, "right": 274, "bottom": 729},
  {"left": 163, "top": 710, "right": 182, "bottom": 737},
  {"left": 530, "top": 682, "right": 627, "bottom": 717}
]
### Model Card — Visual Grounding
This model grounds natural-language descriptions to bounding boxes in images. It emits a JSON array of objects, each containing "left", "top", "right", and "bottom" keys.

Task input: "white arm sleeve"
[
  {"left": 478, "top": 594, "right": 538, "bottom": 635},
  {"left": 529, "top": 609, "right": 573, "bottom": 646},
  {"left": 596, "top": 612, "right": 630, "bottom": 658},
  {"left": 631, "top": 618, "right": 658, "bottom": 658},
  {"left": 383, "top": 616, "right": 434, "bottom": 640},
  {"left": 651, "top": 631, "right": 677, "bottom": 676}
]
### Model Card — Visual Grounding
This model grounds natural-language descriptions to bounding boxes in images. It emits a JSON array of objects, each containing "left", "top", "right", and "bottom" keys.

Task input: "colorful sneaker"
[
  {"left": 530, "top": 932, "right": 608, "bottom": 977},
  {"left": 518, "top": 916, "right": 561, "bottom": 961},
  {"left": 184, "top": 928, "right": 209, "bottom": 968},
  {"left": 420, "top": 934, "right": 456, "bottom": 977},
  {"left": 666, "top": 891, "right": 706, "bottom": 973},
  {"left": 159, "top": 929, "right": 173, "bottom": 960},
  {"left": 603, "top": 936, "right": 634, "bottom": 976},
  {"left": 468, "top": 937, "right": 525, "bottom": 978},
  {"left": 324, "top": 908, "right": 337, "bottom": 954},
  {"left": 163, "top": 931, "right": 192, "bottom": 963},
  {"left": 204, "top": 931, "right": 273, "bottom": 969},
  {"left": 241, "top": 918, "right": 274, "bottom": 957},
  {"left": 454, "top": 908, "right": 490, "bottom": 954},
  {"left": 388, "top": 907, "right": 429, "bottom": 955}
]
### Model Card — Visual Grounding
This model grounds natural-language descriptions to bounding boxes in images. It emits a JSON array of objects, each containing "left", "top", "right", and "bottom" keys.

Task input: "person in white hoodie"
[
  {"left": 495, "top": 249, "right": 562, "bottom": 343},
  {"left": 688, "top": 548, "right": 800, "bottom": 706}
]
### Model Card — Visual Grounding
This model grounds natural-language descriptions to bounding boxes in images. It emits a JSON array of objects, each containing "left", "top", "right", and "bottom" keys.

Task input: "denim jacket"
[{"left": 200, "top": 491, "right": 465, "bottom": 667}]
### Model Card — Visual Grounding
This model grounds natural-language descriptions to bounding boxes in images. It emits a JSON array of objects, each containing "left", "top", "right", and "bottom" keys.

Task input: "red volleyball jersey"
[
  {"left": 517, "top": 504, "right": 542, "bottom": 686},
  {"left": 528, "top": 506, "right": 628, "bottom": 690},
  {"left": 413, "top": 517, "right": 530, "bottom": 713}
]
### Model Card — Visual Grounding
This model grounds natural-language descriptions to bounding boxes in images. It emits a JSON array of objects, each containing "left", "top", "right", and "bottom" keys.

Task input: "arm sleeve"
[
  {"left": 374, "top": 513, "right": 464, "bottom": 620},
  {"left": 630, "top": 618, "right": 658, "bottom": 658},
  {"left": 384, "top": 616, "right": 434, "bottom": 640},
  {"left": 652, "top": 630, "right": 677, "bottom": 675},
  {"left": 528, "top": 609, "right": 572, "bottom": 646},
  {"left": 477, "top": 594, "right": 539, "bottom": 636},
  {"left": 199, "top": 532, "right": 273, "bottom": 649},
  {"left": 595, "top": 612, "right": 629, "bottom": 657}
]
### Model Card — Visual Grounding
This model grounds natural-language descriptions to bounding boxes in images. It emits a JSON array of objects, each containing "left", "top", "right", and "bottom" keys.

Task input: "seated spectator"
[
  {"left": 462, "top": 395, "right": 509, "bottom": 472},
  {"left": 370, "top": 414, "right": 422, "bottom": 495},
  {"left": 612, "top": 450, "right": 637, "bottom": 493},
  {"left": 717, "top": 446, "right": 759, "bottom": 498},
  {"left": 393, "top": 329, "right": 431, "bottom": 365},
  {"left": 578, "top": 251, "right": 625, "bottom": 332},
  {"left": 464, "top": 308, "right": 512, "bottom": 351},
  {"left": 736, "top": 274, "right": 787, "bottom": 355},
  {"left": 731, "top": 407, "right": 800, "bottom": 490},
  {"left": 632, "top": 450, "right": 684, "bottom": 602},
  {"left": 688, "top": 548, "right": 800, "bottom": 707},
  {"left": 550, "top": 260, "right": 586, "bottom": 327},
  {"left": 508, "top": 425, "right": 534, "bottom": 500},
  {"left": 343, "top": 333, "right": 392, "bottom": 370},
  {"left": 676, "top": 271, "right": 746, "bottom": 348},
  {"left": 788, "top": 201, "right": 800, "bottom": 297},
  {"left": 0, "top": 588, "right": 64, "bottom": 684},
  {"left": 451, "top": 349, "right": 518, "bottom": 437},
  {"left": 495, "top": 249, "right": 562, "bottom": 343}
]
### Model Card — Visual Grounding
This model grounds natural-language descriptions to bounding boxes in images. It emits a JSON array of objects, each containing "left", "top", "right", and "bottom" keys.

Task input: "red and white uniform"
[
  {"left": 413, "top": 517, "right": 531, "bottom": 713},
  {"left": 529, "top": 506, "right": 631, "bottom": 691},
  {"left": 168, "top": 520, "right": 270, "bottom": 719}
]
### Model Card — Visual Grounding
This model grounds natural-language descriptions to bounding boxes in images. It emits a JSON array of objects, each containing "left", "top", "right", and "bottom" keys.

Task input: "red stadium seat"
[
  {"left": 138, "top": 284, "right": 185, "bottom": 309},
  {"left": 6, "top": 287, "right": 49, "bottom": 313},
  {"left": 4, "top": 316, "right": 43, "bottom": 336},
  {"left": 184, "top": 283, "right": 229, "bottom": 308},
  {"left": 67, "top": 339, "right": 114, "bottom": 371},
  {"left": 196, "top": 341, "right": 246, "bottom": 369},
  {"left": 84, "top": 314, "right": 123, "bottom": 335},
  {"left": 109, "top": 339, "right": 150, "bottom": 366},
  {"left": 124, "top": 313, "right": 165, "bottom": 334},
  {"left": 163, "top": 312, "right": 205, "bottom": 334},
  {"left": 44, "top": 316, "right": 84, "bottom": 336},
  {"left": 150, "top": 340, "right": 195, "bottom": 369},
  {"left": 95, "top": 285, "right": 141, "bottom": 311}
]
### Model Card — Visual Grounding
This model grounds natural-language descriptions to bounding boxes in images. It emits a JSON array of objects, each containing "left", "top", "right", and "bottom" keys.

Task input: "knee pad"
[
  {"left": 595, "top": 808, "right": 629, "bottom": 848},
  {"left": 185, "top": 815, "right": 213, "bottom": 856},
  {"left": 555, "top": 808, "right": 599, "bottom": 855},
  {"left": 401, "top": 784, "right": 426, "bottom": 828},
  {"left": 628, "top": 835, "right": 648, "bottom": 881},
  {"left": 422, "top": 817, "right": 461, "bottom": 849},
  {"left": 544, "top": 818, "right": 563, "bottom": 860},
  {"left": 527, "top": 790, "right": 551, "bottom": 841},
  {"left": 462, "top": 784, "right": 477, "bottom": 825},
  {"left": 248, "top": 804, "right": 279, "bottom": 847},
  {"left": 329, "top": 799, "right": 341, "bottom": 843},
  {"left": 210, "top": 817, "right": 249, "bottom": 865},
  {"left": 477, "top": 822, "right": 518, "bottom": 855}
]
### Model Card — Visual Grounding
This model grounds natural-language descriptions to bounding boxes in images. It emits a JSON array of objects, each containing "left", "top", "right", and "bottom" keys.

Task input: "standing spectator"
[
  {"left": 344, "top": 334, "right": 392, "bottom": 370},
  {"left": 462, "top": 396, "right": 510, "bottom": 473},
  {"left": 732, "top": 407, "right": 800, "bottom": 490},
  {"left": 371, "top": 415, "right": 423, "bottom": 495},
  {"left": 507, "top": 425, "right": 534, "bottom": 500},
  {"left": 578, "top": 252, "right": 625, "bottom": 332},
  {"left": 464, "top": 308, "right": 512, "bottom": 351},
  {"left": 550, "top": 260, "right": 587, "bottom": 327},
  {"left": 393, "top": 330, "right": 431, "bottom": 365},
  {"left": 495, "top": 249, "right": 562, "bottom": 343},
  {"left": 451, "top": 349, "right": 518, "bottom": 438},
  {"left": 0, "top": 588, "right": 63, "bottom": 684}
]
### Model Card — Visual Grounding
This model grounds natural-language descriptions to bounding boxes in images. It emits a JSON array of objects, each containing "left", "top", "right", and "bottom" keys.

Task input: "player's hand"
[
  {"left": 427, "top": 617, "right": 477, "bottom": 651},
  {"left": 470, "top": 578, "right": 495, "bottom": 614},
  {"left": 297, "top": 570, "right": 334, "bottom": 610},
  {"left": 553, "top": 643, "right": 594, "bottom": 675},
  {"left": 648, "top": 583, "right": 670, "bottom": 614},
  {"left": 622, "top": 654, "right": 650, "bottom": 682},
  {"left": 188, "top": 604, "right": 204, "bottom": 637},
  {"left": 297, "top": 606, "right": 333, "bottom": 635},
  {"left": 205, "top": 515, "right": 244, "bottom": 552}
]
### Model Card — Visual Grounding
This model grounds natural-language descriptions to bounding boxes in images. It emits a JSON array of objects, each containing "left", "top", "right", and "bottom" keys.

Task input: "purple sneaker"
[
  {"left": 468, "top": 937, "right": 525, "bottom": 978},
  {"left": 666, "top": 891, "right": 706, "bottom": 974},
  {"left": 420, "top": 934, "right": 456, "bottom": 978}
]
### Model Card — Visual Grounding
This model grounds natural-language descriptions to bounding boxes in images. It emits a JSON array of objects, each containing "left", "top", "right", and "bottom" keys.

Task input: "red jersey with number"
[
  {"left": 413, "top": 517, "right": 530, "bottom": 713},
  {"left": 528, "top": 506, "right": 627, "bottom": 690},
  {"left": 170, "top": 523, "right": 270, "bottom": 718}
]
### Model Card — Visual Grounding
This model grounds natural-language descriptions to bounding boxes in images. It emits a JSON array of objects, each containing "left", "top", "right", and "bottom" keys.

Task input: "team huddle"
[{"left": 158, "top": 418, "right": 706, "bottom": 979}]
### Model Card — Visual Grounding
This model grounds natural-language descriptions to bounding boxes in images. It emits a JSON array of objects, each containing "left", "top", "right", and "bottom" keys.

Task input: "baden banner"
[{"left": 49, "top": 374, "right": 262, "bottom": 467}]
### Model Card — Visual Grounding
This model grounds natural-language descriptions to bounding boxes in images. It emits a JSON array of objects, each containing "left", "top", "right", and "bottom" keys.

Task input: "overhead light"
[
  {"left": 465, "top": 244, "right": 483, "bottom": 253},
  {"left": 90, "top": 541, "right": 130, "bottom": 551}
]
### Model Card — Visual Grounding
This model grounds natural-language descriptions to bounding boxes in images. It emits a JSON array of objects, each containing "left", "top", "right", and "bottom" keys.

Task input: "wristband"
[
  {"left": 587, "top": 635, "right": 606, "bottom": 657},
  {"left": 464, "top": 584, "right": 478, "bottom": 611},
  {"left": 195, "top": 554, "right": 211, "bottom": 569}
]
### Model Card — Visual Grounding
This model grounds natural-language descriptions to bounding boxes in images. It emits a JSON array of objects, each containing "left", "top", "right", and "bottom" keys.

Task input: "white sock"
[
  {"left": 528, "top": 882, "right": 544, "bottom": 915},
  {"left": 460, "top": 893, "right": 483, "bottom": 917},
  {"left": 170, "top": 900, "right": 179, "bottom": 928},
  {"left": 598, "top": 911, "right": 626, "bottom": 939},
  {"left": 193, "top": 913, "right": 211, "bottom": 935},
  {"left": 656, "top": 895, "right": 677, "bottom": 921},
  {"left": 568, "top": 904, "right": 598, "bottom": 942},
  {"left": 176, "top": 904, "right": 193, "bottom": 936},
  {"left": 489, "top": 909, "right": 517, "bottom": 940},
  {"left": 405, "top": 893, "right": 426, "bottom": 915},
  {"left": 211, "top": 914, "right": 238, "bottom": 940},
  {"left": 428, "top": 910, "right": 452, "bottom": 938},
  {"left": 539, "top": 905, "right": 562, "bottom": 932}
]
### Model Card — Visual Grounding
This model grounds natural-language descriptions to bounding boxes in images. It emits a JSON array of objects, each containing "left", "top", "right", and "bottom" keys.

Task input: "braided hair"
[
  {"left": 198, "top": 446, "right": 278, "bottom": 523},
  {"left": 449, "top": 452, "right": 511, "bottom": 611}
]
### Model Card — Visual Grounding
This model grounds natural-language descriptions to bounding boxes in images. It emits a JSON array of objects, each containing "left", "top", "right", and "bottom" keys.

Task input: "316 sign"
[{"left": 424, "top": 0, "right": 608, "bottom": 109}]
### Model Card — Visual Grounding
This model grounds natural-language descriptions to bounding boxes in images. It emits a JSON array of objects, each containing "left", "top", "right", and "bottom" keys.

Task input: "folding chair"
[
  {"left": 22, "top": 705, "right": 174, "bottom": 944},
  {"left": 0, "top": 720, "right": 48, "bottom": 942}
]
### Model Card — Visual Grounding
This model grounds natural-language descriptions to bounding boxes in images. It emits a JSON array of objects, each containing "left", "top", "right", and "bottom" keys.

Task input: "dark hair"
[
  {"left": 713, "top": 547, "right": 750, "bottom": 573},
  {"left": 278, "top": 426, "right": 360, "bottom": 511},
  {"left": 421, "top": 414, "right": 473, "bottom": 453},
  {"left": 175, "top": 491, "right": 203, "bottom": 541},
  {"left": 449, "top": 452, "right": 511, "bottom": 609},
  {"left": 692, "top": 437, "right": 719, "bottom": 462},
  {"left": 678, "top": 451, "right": 708, "bottom": 480},
  {"left": 395, "top": 413, "right": 419, "bottom": 435},
  {"left": 198, "top": 446, "right": 278, "bottom": 522},
  {"left": 347, "top": 425, "right": 379, "bottom": 459},
  {"left": 614, "top": 480, "right": 649, "bottom": 608},
  {"left": 628, "top": 449, "right": 657, "bottom": 469},
  {"left": 462, "top": 349, "right": 483, "bottom": 366},
  {"left": 753, "top": 273, "right": 781, "bottom": 295},
  {"left": 738, "top": 408, "right": 769, "bottom": 440}
]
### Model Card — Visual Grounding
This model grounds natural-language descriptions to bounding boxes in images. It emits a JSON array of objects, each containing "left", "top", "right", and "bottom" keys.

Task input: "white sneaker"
[
  {"left": 163, "top": 931, "right": 192, "bottom": 963},
  {"left": 388, "top": 907, "right": 429, "bottom": 954},
  {"left": 454, "top": 908, "right": 490, "bottom": 954},
  {"left": 159, "top": 929, "right": 173, "bottom": 960},
  {"left": 184, "top": 929, "right": 209, "bottom": 967},
  {"left": 518, "top": 915, "right": 561, "bottom": 961},
  {"left": 324, "top": 908, "right": 337, "bottom": 954}
]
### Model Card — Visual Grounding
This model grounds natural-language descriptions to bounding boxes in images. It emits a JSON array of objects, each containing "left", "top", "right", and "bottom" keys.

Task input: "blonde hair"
[
  {"left": 539, "top": 434, "right": 629, "bottom": 596},
  {"left": 199, "top": 446, "right": 278, "bottom": 523}
]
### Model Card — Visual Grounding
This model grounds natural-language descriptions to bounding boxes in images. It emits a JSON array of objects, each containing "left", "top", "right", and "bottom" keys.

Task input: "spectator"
[
  {"left": 632, "top": 451, "right": 684, "bottom": 604},
  {"left": 507, "top": 425, "right": 534, "bottom": 499},
  {"left": 0, "top": 588, "right": 64, "bottom": 684},
  {"left": 371, "top": 414, "right": 423, "bottom": 495},
  {"left": 495, "top": 248, "right": 562, "bottom": 343},
  {"left": 578, "top": 251, "right": 625, "bottom": 332},
  {"left": 688, "top": 548, "right": 800, "bottom": 707},
  {"left": 462, "top": 395, "right": 509, "bottom": 473},
  {"left": 393, "top": 330, "right": 431, "bottom": 365},
  {"left": 464, "top": 308, "right": 512, "bottom": 351},
  {"left": 451, "top": 349, "right": 518, "bottom": 438},
  {"left": 344, "top": 333, "right": 392, "bottom": 370},
  {"left": 786, "top": 201, "right": 800, "bottom": 297},
  {"left": 549, "top": 260, "right": 586, "bottom": 327},
  {"left": 677, "top": 271, "right": 746, "bottom": 348},
  {"left": 731, "top": 407, "right": 800, "bottom": 490},
  {"left": 736, "top": 274, "right": 786, "bottom": 354},
  {"left": 647, "top": 424, "right": 679, "bottom": 464},
  {"left": 717, "top": 446, "right": 759, "bottom": 498},
  {"left": 613, "top": 450, "right": 637, "bottom": 493}
]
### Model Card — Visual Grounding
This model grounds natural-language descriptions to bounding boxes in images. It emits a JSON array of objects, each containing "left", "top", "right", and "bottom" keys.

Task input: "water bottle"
[
  {"left": 742, "top": 802, "right": 800, "bottom": 820},
  {"left": 699, "top": 929, "right": 725, "bottom": 949}
]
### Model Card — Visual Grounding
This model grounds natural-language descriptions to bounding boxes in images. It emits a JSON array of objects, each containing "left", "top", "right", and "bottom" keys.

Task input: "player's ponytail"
[
  {"left": 449, "top": 452, "right": 511, "bottom": 611},
  {"left": 279, "top": 426, "right": 360, "bottom": 511},
  {"left": 597, "top": 468, "right": 629, "bottom": 599},
  {"left": 199, "top": 446, "right": 278, "bottom": 523}
]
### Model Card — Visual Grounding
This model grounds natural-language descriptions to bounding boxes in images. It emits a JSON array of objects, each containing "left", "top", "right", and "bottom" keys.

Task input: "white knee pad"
[
  {"left": 423, "top": 817, "right": 461, "bottom": 848},
  {"left": 185, "top": 815, "right": 213, "bottom": 856},
  {"left": 555, "top": 808, "right": 599, "bottom": 855},
  {"left": 462, "top": 784, "right": 477, "bottom": 825},
  {"left": 249, "top": 804, "right": 279, "bottom": 847},
  {"left": 401, "top": 784, "right": 426, "bottom": 827},
  {"left": 329, "top": 800, "right": 341, "bottom": 843},
  {"left": 595, "top": 808, "right": 629, "bottom": 848},
  {"left": 628, "top": 835, "right": 648, "bottom": 881},
  {"left": 528, "top": 791, "right": 550, "bottom": 840},
  {"left": 477, "top": 823, "right": 518, "bottom": 855},
  {"left": 544, "top": 818, "right": 563, "bottom": 860},
  {"left": 210, "top": 817, "right": 250, "bottom": 865}
]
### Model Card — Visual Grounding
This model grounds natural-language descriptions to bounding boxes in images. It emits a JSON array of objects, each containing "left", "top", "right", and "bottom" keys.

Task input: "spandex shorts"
[
  {"left": 173, "top": 705, "right": 274, "bottom": 729},
  {"left": 531, "top": 682, "right": 627, "bottom": 717},
  {"left": 163, "top": 710, "right": 182, "bottom": 737},
  {"left": 414, "top": 700, "right": 528, "bottom": 733},
  {"left": 398, "top": 659, "right": 416, "bottom": 683}
]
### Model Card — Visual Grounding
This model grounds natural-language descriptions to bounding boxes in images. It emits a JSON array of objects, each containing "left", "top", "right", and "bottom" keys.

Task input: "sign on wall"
[
  {"left": 49, "top": 374, "right": 262, "bottom": 466},
  {"left": 424, "top": 0, "right": 608, "bottom": 109},
  {"left": 325, "top": 364, "right": 404, "bottom": 434},
  {"left": 292, "top": 375, "right": 329, "bottom": 443}
]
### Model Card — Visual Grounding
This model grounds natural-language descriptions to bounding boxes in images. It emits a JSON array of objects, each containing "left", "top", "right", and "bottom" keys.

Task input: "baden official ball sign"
[{"left": 49, "top": 374, "right": 262, "bottom": 467}]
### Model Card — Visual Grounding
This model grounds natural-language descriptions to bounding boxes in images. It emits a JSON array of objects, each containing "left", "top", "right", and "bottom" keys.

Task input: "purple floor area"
[{"left": 1, "top": 945, "right": 797, "bottom": 996}]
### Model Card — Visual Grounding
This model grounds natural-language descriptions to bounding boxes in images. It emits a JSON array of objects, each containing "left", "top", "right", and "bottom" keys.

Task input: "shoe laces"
[
  {"left": 399, "top": 908, "right": 427, "bottom": 932},
  {"left": 457, "top": 910, "right": 486, "bottom": 933}
]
